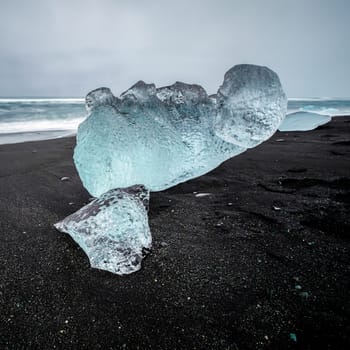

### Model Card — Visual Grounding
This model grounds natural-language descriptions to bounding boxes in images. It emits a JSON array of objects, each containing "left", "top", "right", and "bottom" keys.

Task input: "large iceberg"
[
  {"left": 56, "top": 64, "right": 287, "bottom": 275},
  {"left": 74, "top": 64, "right": 287, "bottom": 197}
]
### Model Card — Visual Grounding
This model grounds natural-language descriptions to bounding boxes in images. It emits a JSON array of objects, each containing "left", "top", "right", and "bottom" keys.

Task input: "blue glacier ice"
[
  {"left": 278, "top": 111, "right": 331, "bottom": 131},
  {"left": 75, "top": 64, "right": 287, "bottom": 197},
  {"left": 56, "top": 64, "right": 287, "bottom": 275},
  {"left": 55, "top": 185, "right": 151, "bottom": 275}
]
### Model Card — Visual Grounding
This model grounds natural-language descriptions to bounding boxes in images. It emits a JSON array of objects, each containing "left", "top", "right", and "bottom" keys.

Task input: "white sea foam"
[
  {"left": 289, "top": 97, "right": 350, "bottom": 101},
  {"left": 0, "top": 98, "right": 84, "bottom": 103},
  {"left": 0, "top": 117, "right": 85, "bottom": 134},
  {"left": 0, "top": 98, "right": 86, "bottom": 144},
  {"left": 287, "top": 98, "right": 350, "bottom": 116},
  {"left": 0, "top": 130, "right": 76, "bottom": 145}
]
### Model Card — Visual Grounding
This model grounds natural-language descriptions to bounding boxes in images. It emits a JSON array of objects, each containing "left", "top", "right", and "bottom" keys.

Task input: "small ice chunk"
[
  {"left": 289, "top": 333, "right": 297, "bottom": 342},
  {"left": 195, "top": 193, "right": 211, "bottom": 197},
  {"left": 279, "top": 111, "right": 331, "bottom": 131},
  {"left": 60, "top": 176, "right": 70, "bottom": 181},
  {"left": 54, "top": 185, "right": 151, "bottom": 275}
]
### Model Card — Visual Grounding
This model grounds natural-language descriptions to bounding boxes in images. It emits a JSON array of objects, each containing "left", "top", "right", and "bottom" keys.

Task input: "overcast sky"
[{"left": 0, "top": 0, "right": 349, "bottom": 97}]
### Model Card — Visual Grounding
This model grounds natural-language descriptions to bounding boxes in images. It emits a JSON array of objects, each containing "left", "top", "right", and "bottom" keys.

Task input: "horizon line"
[{"left": 1, "top": 97, "right": 350, "bottom": 101}]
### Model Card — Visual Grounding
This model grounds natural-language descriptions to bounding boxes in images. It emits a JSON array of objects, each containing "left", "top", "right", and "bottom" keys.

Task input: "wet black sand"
[{"left": 0, "top": 117, "right": 349, "bottom": 349}]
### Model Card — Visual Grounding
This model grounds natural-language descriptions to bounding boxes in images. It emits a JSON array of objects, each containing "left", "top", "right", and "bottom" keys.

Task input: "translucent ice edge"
[{"left": 279, "top": 111, "right": 332, "bottom": 131}]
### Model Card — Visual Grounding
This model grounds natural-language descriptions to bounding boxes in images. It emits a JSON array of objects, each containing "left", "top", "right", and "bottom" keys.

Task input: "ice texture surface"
[
  {"left": 74, "top": 64, "right": 287, "bottom": 197},
  {"left": 278, "top": 111, "right": 331, "bottom": 131},
  {"left": 54, "top": 185, "right": 151, "bottom": 275},
  {"left": 214, "top": 65, "right": 287, "bottom": 147}
]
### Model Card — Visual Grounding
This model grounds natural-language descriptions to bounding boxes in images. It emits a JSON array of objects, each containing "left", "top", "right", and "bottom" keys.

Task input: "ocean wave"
[
  {"left": 0, "top": 117, "right": 85, "bottom": 134},
  {"left": 0, "top": 130, "right": 77, "bottom": 145},
  {"left": 0, "top": 98, "right": 84, "bottom": 103},
  {"left": 288, "top": 97, "right": 350, "bottom": 101},
  {"left": 287, "top": 99, "right": 350, "bottom": 116}
]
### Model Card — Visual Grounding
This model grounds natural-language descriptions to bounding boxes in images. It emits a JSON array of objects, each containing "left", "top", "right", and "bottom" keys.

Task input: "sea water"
[
  {"left": 287, "top": 98, "right": 350, "bottom": 116},
  {"left": 0, "top": 97, "right": 349, "bottom": 145},
  {"left": 0, "top": 98, "right": 85, "bottom": 144}
]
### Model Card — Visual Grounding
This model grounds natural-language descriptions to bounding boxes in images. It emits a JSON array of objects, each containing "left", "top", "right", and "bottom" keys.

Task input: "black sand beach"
[{"left": 0, "top": 117, "right": 349, "bottom": 349}]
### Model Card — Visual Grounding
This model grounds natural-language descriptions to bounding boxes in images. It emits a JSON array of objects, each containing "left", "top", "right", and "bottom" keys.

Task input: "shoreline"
[
  {"left": 0, "top": 117, "right": 349, "bottom": 349},
  {"left": 0, "top": 113, "right": 350, "bottom": 147},
  {"left": 0, "top": 130, "right": 76, "bottom": 146}
]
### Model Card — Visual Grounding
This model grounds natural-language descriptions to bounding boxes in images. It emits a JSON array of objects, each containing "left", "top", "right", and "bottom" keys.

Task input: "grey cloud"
[{"left": 0, "top": 0, "right": 349, "bottom": 97}]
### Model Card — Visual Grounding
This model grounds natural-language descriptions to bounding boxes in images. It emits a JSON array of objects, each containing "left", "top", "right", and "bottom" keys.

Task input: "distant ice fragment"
[
  {"left": 278, "top": 111, "right": 331, "bottom": 131},
  {"left": 54, "top": 185, "right": 151, "bottom": 275},
  {"left": 74, "top": 64, "right": 287, "bottom": 197},
  {"left": 195, "top": 193, "right": 211, "bottom": 197},
  {"left": 60, "top": 176, "right": 70, "bottom": 181}
]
